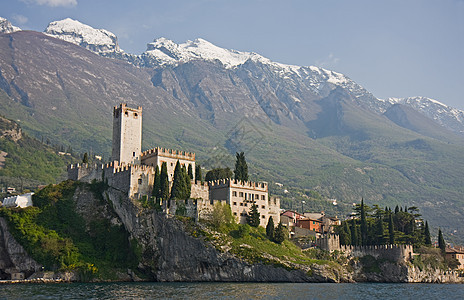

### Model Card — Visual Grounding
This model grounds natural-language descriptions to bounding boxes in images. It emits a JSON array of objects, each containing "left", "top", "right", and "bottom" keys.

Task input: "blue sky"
[{"left": 3, "top": 0, "right": 464, "bottom": 109}]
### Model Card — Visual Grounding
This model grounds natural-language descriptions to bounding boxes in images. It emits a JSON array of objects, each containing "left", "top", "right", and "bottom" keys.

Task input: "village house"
[{"left": 445, "top": 247, "right": 464, "bottom": 270}]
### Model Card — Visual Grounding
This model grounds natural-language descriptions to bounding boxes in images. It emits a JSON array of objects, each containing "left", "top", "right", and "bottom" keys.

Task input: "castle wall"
[
  {"left": 112, "top": 104, "right": 142, "bottom": 165},
  {"left": 316, "top": 234, "right": 414, "bottom": 263},
  {"left": 141, "top": 147, "right": 195, "bottom": 182},
  {"left": 190, "top": 182, "right": 209, "bottom": 200}
]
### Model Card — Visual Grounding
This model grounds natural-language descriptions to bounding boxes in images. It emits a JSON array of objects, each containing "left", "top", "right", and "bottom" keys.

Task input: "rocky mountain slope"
[{"left": 1, "top": 18, "right": 464, "bottom": 242}]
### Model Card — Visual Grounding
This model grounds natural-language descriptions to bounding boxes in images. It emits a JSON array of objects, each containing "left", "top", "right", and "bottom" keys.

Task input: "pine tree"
[
  {"left": 424, "top": 221, "right": 432, "bottom": 246},
  {"left": 188, "top": 164, "right": 193, "bottom": 180},
  {"left": 234, "top": 152, "right": 248, "bottom": 182},
  {"left": 438, "top": 229, "right": 446, "bottom": 252},
  {"left": 360, "top": 199, "right": 368, "bottom": 246},
  {"left": 195, "top": 164, "right": 202, "bottom": 183},
  {"left": 82, "top": 152, "right": 89, "bottom": 164},
  {"left": 388, "top": 213, "right": 395, "bottom": 244},
  {"left": 266, "top": 216, "right": 275, "bottom": 240},
  {"left": 273, "top": 222, "right": 285, "bottom": 244},
  {"left": 159, "top": 162, "right": 170, "bottom": 203},
  {"left": 247, "top": 203, "right": 260, "bottom": 227}
]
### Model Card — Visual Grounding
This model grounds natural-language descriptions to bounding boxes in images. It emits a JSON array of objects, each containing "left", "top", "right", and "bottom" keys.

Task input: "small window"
[
  {"left": 171, "top": 163, "right": 173, "bottom": 166},
  {"left": 125, "top": 111, "right": 129, "bottom": 116},
  {"left": 134, "top": 113, "right": 138, "bottom": 117},
  {"left": 262, "top": 215, "right": 265, "bottom": 219},
  {"left": 233, "top": 212, "right": 237, "bottom": 216},
  {"left": 244, "top": 203, "right": 248, "bottom": 207},
  {"left": 240, "top": 203, "right": 243, "bottom": 206},
  {"left": 233, "top": 202, "right": 237, "bottom": 206},
  {"left": 133, "top": 152, "right": 136, "bottom": 157},
  {"left": 261, "top": 205, "right": 265, "bottom": 209},
  {"left": 232, "top": 191, "right": 237, "bottom": 197},
  {"left": 239, "top": 192, "right": 243, "bottom": 197},
  {"left": 262, "top": 195, "right": 265, "bottom": 200},
  {"left": 138, "top": 179, "right": 142, "bottom": 184}
]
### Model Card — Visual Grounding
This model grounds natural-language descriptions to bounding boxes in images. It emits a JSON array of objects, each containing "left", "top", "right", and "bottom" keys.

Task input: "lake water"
[{"left": 0, "top": 282, "right": 463, "bottom": 299}]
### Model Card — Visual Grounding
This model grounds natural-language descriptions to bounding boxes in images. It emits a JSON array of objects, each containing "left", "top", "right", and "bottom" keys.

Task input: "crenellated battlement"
[
  {"left": 141, "top": 147, "right": 195, "bottom": 161},
  {"left": 208, "top": 178, "right": 268, "bottom": 191}
]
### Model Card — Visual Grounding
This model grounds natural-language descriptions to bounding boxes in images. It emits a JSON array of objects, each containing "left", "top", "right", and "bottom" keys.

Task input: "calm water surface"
[{"left": 0, "top": 282, "right": 463, "bottom": 299}]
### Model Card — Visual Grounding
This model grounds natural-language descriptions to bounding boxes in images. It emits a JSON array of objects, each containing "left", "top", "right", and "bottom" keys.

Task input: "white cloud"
[
  {"left": 315, "top": 53, "right": 340, "bottom": 69},
  {"left": 21, "top": 0, "right": 77, "bottom": 7},
  {"left": 12, "top": 14, "right": 28, "bottom": 25}
]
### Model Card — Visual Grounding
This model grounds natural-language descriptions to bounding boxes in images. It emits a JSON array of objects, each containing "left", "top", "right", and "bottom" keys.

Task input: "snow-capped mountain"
[
  {"left": 39, "top": 18, "right": 464, "bottom": 136},
  {"left": 44, "top": 18, "right": 120, "bottom": 54},
  {"left": 387, "top": 97, "right": 464, "bottom": 133},
  {"left": 0, "top": 17, "right": 21, "bottom": 34}
]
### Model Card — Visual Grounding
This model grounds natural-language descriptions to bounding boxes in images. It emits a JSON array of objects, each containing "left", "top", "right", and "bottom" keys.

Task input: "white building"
[{"left": 2, "top": 192, "right": 34, "bottom": 208}]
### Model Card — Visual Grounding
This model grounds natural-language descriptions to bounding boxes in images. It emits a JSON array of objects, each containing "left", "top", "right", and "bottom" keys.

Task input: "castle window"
[
  {"left": 262, "top": 215, "right": 265, "bottom": 219},
  {"left": 239, "top": 192, "right": 243, "bottom": 197},
  {"left": 244, "top": 203, "right": 248, "bottom": 207},
  {"left": 134, "top": 113, "right": 138, "bottom": 118},
  {"left": 261, "top": 205, "right": 265, "bottom": 209},
  {"left": 233, "top": 212, "right": 237, "bottom": 216},
  {"left": 240, "top": 203, "right": 243, "bottom": 206},
  {"left": 125, "top": 111, "right": 129, "bottom": 116},
  {"left": 232, "top": 191, "right": 237, "bottom": 197},
  {"left": 262, "top": 195, "right": 265, "bottom": 200},
  {"left": 133, "top": 152, "right": 136, "bottom": 157},
  {"left": 138, "top": 179, "right": 142, "bottom": 184},
  {"left": 233, "top": 202, "right": 237, "bottom": 206}
]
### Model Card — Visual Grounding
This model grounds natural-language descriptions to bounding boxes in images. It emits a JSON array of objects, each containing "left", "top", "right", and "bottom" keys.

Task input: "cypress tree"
[
  {"left": 360, "top": 199, "right": 367, "bottom": 246},
  {"left": 344, "top": 221, "right": 352, "bottom": 245},
  {"left": 183, "top": 165, "right": 191, "bottom": 199},
  {"left": 195, "top": 164, "right": 202, "bottom": 183},
  {"left": 234, "top": 152, "right": 248, "bottom": 182},
  {"left": 247, "top": 203, "right": 260, "bottom": 227},
  {"left": 159, "top": 162, "right": 170, "bottom": 203},
  {"left": 171, "top": 161, "right": 190, "bottom": 200},
  {"left": 376, "top": 216, "right": 385, "bottom": 245},
  {"left": 266, "top": 216, "right": 275, "bottom": 240},
  {"left": 273, "top": 222, "right": 285, "bottom": 244},
  {"left": 350, "top": 220, "right": 358, "bottom": 246},
  {"left": 388, "top": 213, "right": 395, "bottom": 244},
  {"left": 438, "top": 229, "right": 446, "bottom": 252},
  {"left": 188, "top": 164, "right": 193, "bottom": 180},
  {"left": 424, "top": 221, "right": 432, "bottom": 246},
  {"left": 82, "top": 152, "right": 89, "bottom": 163},
  {"left": 152, "top": 165, "right": 161, "bottom": 200},
  {"left": 394, "top": 205, "right": 399, "bottom": 214}
]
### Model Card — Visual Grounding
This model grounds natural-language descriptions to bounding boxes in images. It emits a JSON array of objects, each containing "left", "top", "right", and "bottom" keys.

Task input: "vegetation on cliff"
[{"left": 0, "top": 180, "right": 139, "bottom": 280}]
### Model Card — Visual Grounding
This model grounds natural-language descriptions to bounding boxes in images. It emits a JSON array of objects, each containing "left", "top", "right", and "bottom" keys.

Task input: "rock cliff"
[{"left": 0, "top": 217, "right": 41, "bottom": 279}]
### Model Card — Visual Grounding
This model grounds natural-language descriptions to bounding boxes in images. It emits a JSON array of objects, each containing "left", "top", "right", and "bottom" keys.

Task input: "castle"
[{"left": 68, "top": 104, "right": 280, "bottom": 227}]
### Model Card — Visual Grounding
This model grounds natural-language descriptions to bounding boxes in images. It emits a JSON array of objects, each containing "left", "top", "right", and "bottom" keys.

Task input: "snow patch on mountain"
[
  {"left": 44, "top": 18, "right": 120, "bottom": 54},
  {"left": 387, "top": 97, "right": 464, "bottom": 133},
  {"left": 0, "top": 17, "right": 21, "bottom": 34}
]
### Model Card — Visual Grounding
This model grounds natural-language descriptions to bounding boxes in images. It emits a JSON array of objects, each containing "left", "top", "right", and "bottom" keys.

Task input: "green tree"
[
  {"left": 388, "top": 213, "right": 395, "bottom": 244},
  {"left": 343, "top": 221, "right": 352, "bottom": 245},
  {"left": 350, "top": 220, "right": 358, "bottom": 246},
  {"left": 152, "top": 166, "right": 160, "bottom": 200},
  {"left": 187, "top": 164, "right": 193, "bottom": 180},
  {"left": 82, "top": 153, "right": 89, "bottom": 164},
  {"left": 171, "top": 161, "right": 190, "bottom": 200},
  {"left": 438, "top": 229, "right": 446, "bottom": 252},
  {"left": 195, "top": 164, "right": 202, "bottom": 183},
  {"left": 247, "top": 203, "right": 260, "bottom": 227},
  {"left": 159, "top": 162, "right": 170, "bottom": 203},
  {"left": 424, "top": 221, "right": 432, "bottom": 246},
  {"left": 273, "top": 222, "right": 285, "bottom": 244},
  {"left": 234, "top": 152, "right": 248, "bottom": 182},
  {"left": 266, "top": 216, "right": 275, "bottom": 240},
  {"left": 210, "top": 202, "right": 234, "bottom": 229},
  {"left": 205, "top": 167, "right": 233, "bottom": 181},
  {"left": 360, "top": 199, "right": 368, "bottom": 246},
  {"left": 376, "top": 216, "right": 385, "bottom": 245}
]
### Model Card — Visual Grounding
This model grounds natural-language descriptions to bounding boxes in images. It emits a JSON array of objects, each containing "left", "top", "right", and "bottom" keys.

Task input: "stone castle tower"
[{"left": 111, "top": 104, "right": 142, "bottom": 165}]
